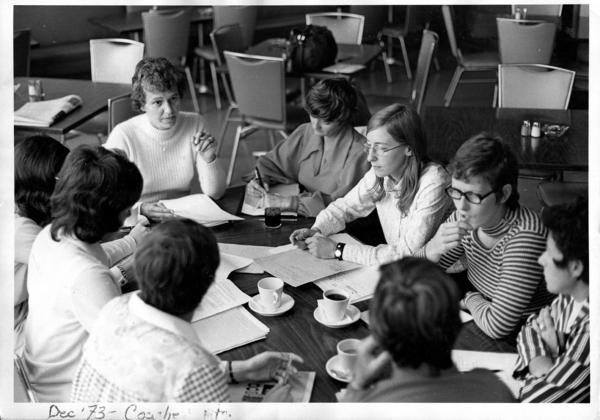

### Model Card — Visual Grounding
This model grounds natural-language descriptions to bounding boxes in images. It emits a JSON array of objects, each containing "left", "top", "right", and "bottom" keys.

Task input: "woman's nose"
[{"left": 366, "top": 147, "right": 377, "bottom": 162}]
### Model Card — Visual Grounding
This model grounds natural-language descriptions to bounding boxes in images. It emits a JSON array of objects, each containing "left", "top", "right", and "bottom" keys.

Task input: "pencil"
[{"left": 254, "top": 167, "right": 266, "bottom": 190}]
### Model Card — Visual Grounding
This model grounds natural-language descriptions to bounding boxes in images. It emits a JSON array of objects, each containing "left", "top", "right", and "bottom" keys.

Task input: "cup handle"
[{"left": 272, "top": 291, "right": 281, "bottom": 306}]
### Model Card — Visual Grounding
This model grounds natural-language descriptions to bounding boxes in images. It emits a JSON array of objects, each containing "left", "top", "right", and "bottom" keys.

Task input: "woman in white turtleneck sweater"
[{"left": 105, "top": 57, "right": 226, "bottom": 224}]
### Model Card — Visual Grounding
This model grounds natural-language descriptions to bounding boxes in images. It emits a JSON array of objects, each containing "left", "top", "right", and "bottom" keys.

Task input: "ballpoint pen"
[{"left": 254, "top": 167, "right": 266, "bottom": 190}]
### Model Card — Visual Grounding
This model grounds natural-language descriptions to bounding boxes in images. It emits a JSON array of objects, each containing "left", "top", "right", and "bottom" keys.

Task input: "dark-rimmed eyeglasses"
[{"left": 445, "top": 186, "right": 497, "bottom": 204}]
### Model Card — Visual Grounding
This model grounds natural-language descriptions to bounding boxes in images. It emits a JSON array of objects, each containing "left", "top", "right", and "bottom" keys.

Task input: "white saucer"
[
  {"left": 249, "top": 293, "right": 294, "bottom": 316},
  {"left": 325, "top": 355, "right": 352, "bottom": 383},
  {"left": 313, "top": 305, "right": 360, "bottom": 328}
]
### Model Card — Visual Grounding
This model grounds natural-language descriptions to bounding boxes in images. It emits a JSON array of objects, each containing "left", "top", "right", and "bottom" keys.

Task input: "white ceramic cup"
[
  {"left": 318, "top": 288, "right": 349, "bottom": 322},
  {"left": 336, "top": 338, "right": 361, "bottom": 377},
  {"left": 258, "top": 277, "right": 284, "bottom": 310}
]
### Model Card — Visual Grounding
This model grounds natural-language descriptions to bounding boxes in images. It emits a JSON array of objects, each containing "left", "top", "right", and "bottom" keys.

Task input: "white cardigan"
[{"left": 23, "top": 225, "right": 135, "bottom": 402}]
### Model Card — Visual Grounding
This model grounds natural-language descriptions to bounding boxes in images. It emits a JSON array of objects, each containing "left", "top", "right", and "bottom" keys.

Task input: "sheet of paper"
[
  {"left": 215, "top": 252, "right": 254, "bottom": 280},
  {"left": 218, "top": 243, "right": 275, "bottom": 274},
  {"left": 159, "top": 194, "right": 243, "bottom": 227},
  {"left": 228, "top": 372, "right": 315, "bottom": 402},
  {"left": 314, "top": 265, "right": 379, "bottom": 303},
  {"left": 452, "top": 350, "right": 520, "bottom": 398},
  {"left": 460, "top": 310, "right": 474, "bottom": 323},
  {"left": 192, "top": 306, "right": 269, "bottom": 354},
  {"left": 241, "top": 183, "right": 300, "bottom": 216},
  {"left": 360, "top": 310, "right": 370, "bottom": 326},
  {"left": 191, "top": 278, "right": 250, "bottom": 322}
]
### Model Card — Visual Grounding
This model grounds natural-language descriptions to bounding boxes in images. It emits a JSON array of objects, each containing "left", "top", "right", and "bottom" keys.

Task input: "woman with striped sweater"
[
  {"left": 417, "top": 134, "right": 553, "bottom": 339},
  {"left": 514, "top": 197, "right": 589, "bottom": 402}
]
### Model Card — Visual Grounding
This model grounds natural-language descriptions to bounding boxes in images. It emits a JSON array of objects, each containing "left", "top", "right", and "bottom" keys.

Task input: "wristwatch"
[{"left": 334, "top": 242, "right": 346, "bottom": 260}]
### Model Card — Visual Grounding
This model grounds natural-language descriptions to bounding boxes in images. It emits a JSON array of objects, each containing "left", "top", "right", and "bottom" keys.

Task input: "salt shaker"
[
  {"left": 520, "top": 120, "right": 531, "bottom": 137},
  {"left": 28, "top": 79, "right": 44, "bottom": 102},
  {"left": 514, "top": 7, "right": 522, "bottom": 20},
  {"left": 531, "top": 122, "right": 541, "bottom": 138}
]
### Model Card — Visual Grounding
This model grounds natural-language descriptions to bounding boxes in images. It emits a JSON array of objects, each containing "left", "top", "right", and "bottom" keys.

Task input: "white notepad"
[
  {"left": 191, "top": 278, "right": 251, "bottom": 322},
  {"left": 160, "top": 193, "right": 243, "bottom": 227},
  {"left": 192, "top": 306, "right": 269, "bottom": 354}
]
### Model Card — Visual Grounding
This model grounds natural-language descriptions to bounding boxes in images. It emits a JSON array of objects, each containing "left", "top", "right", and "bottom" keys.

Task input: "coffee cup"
[
  {"left": 257, "top": 277, "right": 284, "bottom": 310},
  {"left": 318, "top": 288, "right": 349, "bottom": 322},
  {"left": 336, "top": 338, "right": 361, "bottom": 378}
]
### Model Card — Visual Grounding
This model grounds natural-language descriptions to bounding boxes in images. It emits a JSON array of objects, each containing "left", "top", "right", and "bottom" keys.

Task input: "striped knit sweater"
[
  {"left": 514, "top": 295, "right": 589, "bottom": 402},
  {"left": 418, "top": 206, "right": 554, "bottom": 339},
  {"left": 105, "top": 112, "right": 226, "bottom": 222}
]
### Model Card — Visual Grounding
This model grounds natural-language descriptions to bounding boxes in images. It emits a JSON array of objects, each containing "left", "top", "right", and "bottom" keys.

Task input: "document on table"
[
  {"left": 218, "top": 243, "right": 275, "bottom": 274},
  {"left": 241, "top": 183, "right": 300, "bottom": 217},
  {"left": 216, "top": 252, "right": 255, "bottom": 279},
  {"left": 451, "top": 350, "right": 520, "bottom": 398},
  {"left": 192, "top": 306, "right": 269, "bottom": 354},
  {"left": 360, "top": 310, "right": 370, "bottom": 326},
  {"left": 229, "top": 372, "right": 315, "bottom": 402},
  {"left": 159, "top": 194, "right": 243, "bottom": 227},
  {"left": 314, "top": 264, "right": 379, "bottom": 303},
  {"left": 191, "top": 278, "right": 250, "bottom": 322},
  {"left": 255, "top": 233, "right": 362, "bottom": 287}
]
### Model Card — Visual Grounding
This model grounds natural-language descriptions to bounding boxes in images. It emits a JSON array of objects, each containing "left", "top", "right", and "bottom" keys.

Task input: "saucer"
[
  {"left": 249, "top": 293, "right": 294, "bottom": 316},
  {"left": 313, "top": 305, "right": 360, "bottom": 328},
  {"left": 325, "top": 355, "right": 352, "bottom": 383}
]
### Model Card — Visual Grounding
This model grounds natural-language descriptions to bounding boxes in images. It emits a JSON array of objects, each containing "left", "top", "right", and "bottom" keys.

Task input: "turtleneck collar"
[
  {"left": 142, "top": 113, "right": 182, "bottom": 142},
  {"left": 480, "top": 206, "right": 518, "bottom": 236}
]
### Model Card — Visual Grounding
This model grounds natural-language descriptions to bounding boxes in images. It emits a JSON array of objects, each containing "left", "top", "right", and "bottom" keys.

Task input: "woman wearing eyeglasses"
[
  {"left": 290, "top": 103, "right": 451, "bottom": 266},
  {"left": 416, "top": 133, "right": 554, "bottom": 340}
]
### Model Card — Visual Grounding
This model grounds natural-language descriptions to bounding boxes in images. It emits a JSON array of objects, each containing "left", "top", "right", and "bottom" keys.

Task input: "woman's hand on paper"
[
  {"left": 192, "top": 129, "right": 217, "bottom": 163},
  {"left": 245, "top": 179, "right": 270, "bottom": 208},
  {"left": 425, "top": 220, "right": 472, "bottom": 262},
  {"left": 128, "top": 218, "right": 151, "bottom": 245},
  {"left": 349, "top": 335, "right": 392, "bottom": 391},
  {"left": 234, "top": 351, "right": 304, "bottom": 383},
  {"left": 305, "top": 234, "right": 336, "bottom": 259},
  {"left": 140, "top": 202, "right": 176, "bottom": 222},
  {"left": 289, "top": 228, "right": 320, "bottom": 250}
]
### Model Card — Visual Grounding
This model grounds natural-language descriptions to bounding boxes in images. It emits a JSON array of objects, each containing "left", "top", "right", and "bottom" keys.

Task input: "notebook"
[{"left": 15, "top": 94, "right": 82, "bottom": 127}]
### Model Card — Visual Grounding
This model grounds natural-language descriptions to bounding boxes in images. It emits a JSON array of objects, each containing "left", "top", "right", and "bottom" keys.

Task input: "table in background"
[
  {"left": 423, "top": 106, "right": 588, "bottom": 172},
  {"left": 14, "top": 77, "right": 130, "bottom": 144},
  {"left": 213, "top": 187, "right": 516, "bottom": 402}
]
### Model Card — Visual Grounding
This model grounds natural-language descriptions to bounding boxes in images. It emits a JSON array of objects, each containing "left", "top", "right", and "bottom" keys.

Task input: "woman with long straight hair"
[{"left": 290, "top": 103, "right": 451, "bottom": 266}]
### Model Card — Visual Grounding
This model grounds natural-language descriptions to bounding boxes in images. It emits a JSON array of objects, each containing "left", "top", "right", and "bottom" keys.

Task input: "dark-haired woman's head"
[
  {"left": 304, "top": 77, "right": 370, "bottom": 134},
  {"left": 15, "top": 135, "right": 69, "bottom": 226},
  {"left": 366, "top": 103, "right": 430, "bottom": 214},
  {"left": 447, "top": 133, "right": 519, "bottom": 229},
  {"left": 131, "top": 57, "right": 185, "bottom": 130},
  {"left": 50, "top": 145, "right": 143, "bottom": 243},
  {"left": 135, "top": 219, "right": 220, "bottom": 316},
  {"left": 371, "top": 257, "right": 461, "bottom": 373}
]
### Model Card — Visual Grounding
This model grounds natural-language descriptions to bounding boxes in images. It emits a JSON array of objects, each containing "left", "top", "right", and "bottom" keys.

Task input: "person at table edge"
[
  {"left": 513, "top": 197, "right": 589, "bottom": 402},
  {"left": 104, "top": 57, "right": 226, "bottom": 224},
  {"left": 244, "top": 77, "right": 371, "bottom": 217},
  {"left": 290, "top": 103, "right": 452, "bottom": 266},
  {"left": 416, "top": 133, "right": 554, "bottom": 339}
]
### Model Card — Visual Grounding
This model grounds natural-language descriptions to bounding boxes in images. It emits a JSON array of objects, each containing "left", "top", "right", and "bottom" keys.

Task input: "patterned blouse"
[
  {"left": 514, "top": 295, "right": 590, "bottom": 402},
  {"left": 71, "top": 293, "right": 229, "bottom": 402}
]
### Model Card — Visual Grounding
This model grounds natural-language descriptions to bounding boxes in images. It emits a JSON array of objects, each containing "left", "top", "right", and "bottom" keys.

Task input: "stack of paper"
[
  {"left": 160, "top": 194, "right": 243, "bottom": 227},
  {"left": 452, "top": 350, "right": 520, "bottom": 398},
  {"left": 229, "top": 372, "right": 315, "bottom": 402},
  {"left": 15, "top": 94, "right": 82, "bottom": 127},
  {"left": 314, "top": 264, "right": 379, "bottom": 303},
  {"left": 241, "top": 183, "right": 300, "bottom": 217}
]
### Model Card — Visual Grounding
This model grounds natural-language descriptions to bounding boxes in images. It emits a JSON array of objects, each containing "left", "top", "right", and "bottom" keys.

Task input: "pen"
[{"left": 254, "top": 167, "right": 266, "bottom": 190}]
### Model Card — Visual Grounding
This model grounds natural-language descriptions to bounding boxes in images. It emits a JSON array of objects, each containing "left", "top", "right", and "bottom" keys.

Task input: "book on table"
[
  {"left": 14, "top": 94, "right": 82, "bottom": 127},
  {"left": 241, "top": 183, "right": 300, "bottom": 217}
]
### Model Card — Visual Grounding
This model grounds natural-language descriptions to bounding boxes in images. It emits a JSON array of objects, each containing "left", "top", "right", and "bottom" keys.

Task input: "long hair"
[
  {"left": 15, "top": 135, "right": 69, "bottom": 226},
  {"left": 367, "top": 103, "right": 429, "bottom": 215},
  {"left": 50, "top": 146, "right": 143, "bottom": 243}
]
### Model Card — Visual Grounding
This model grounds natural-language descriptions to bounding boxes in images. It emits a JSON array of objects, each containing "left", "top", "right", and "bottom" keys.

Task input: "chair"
[
  {"left": 498, "top": 64, "right": 575, "bottom": 110},
  {"left": 14, "top": 28, "right": 31, "bottom": 77},
  {"left": 224, "top": 51, "right": 308, "bottom": 186},
  {"left": 306, "top": 12, "right": 365, "bottom": 44},
  {"left": 378, "top": 6, "right": 414, "bottom": 81},
  {"left": 497, "top": 18, "right": 557, "bottom": 65},
  {"left": 14, "top": 355, "right": 37, "bottom": 402},
  {"left": 108, "top": 93, "right": 137, "bottom": 133},
  {"left": 142, "top": 8, "right": 199, "bottom": 113},
  {"left": 442, "top": 5, "right": 499, "bottom": 107},
  {"left": 409, "top": 29, "right": 439, "bottom": 115},
  {"left": 90, "top": 38, "right": 145, "bottom": 83},
  {"left": 537, "top": 180, "right": 587, "bottom": 209},
  {"left": 193, "top": 6, "right": 257, "bottom": 109},
  {"left": 511, "top": 4, "right": 563, "bottom": 17},
  {"left": 207, "top": 24, "right": 245, "bottom": 111}
]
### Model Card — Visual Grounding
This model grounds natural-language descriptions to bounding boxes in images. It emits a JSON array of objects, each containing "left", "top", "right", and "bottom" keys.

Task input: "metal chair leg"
[
  {"left": 398, "top": 36, "right": 412, "bottom": 80},
  {"left": 444, "top": 66, "right": 464, "bottom": 107},
  {"left": 217, "top": 104, "right": 237, "bottom": 155},
  {"left": 226, "top": 125, "right": 243, "bottom": 187},
  {"left": 209, "top": 62, "right": 221, "bottom": 110},
  {"left": 381, "top": 50, "right": 392, "bottom": 83},
  {"left": 184, "top": 66, "right": 200, "bottom": 113}
]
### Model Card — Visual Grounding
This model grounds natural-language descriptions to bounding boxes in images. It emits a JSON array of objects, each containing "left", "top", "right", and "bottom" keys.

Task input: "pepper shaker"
[
  {"left": 531, "top": 122, "right": 541, "bottom": 138},
  {"left": 520, "top": 120, "right": 531, "bottom": 137}
]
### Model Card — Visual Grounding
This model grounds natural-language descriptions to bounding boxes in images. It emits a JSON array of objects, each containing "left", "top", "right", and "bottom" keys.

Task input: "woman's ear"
[
  {"left": 405, "top": 147, "right": 413, "bottom": 157},
  {"left": 568, "top": 259, "right": 584, "bottom": 281},
  {"left": 500, "top": 184, "right": 512, "bottom": 203}
]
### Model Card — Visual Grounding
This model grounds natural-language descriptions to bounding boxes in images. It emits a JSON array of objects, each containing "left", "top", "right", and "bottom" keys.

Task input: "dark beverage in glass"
[{"left": 264, "top": 207, "right": 281, "bottom": 228}]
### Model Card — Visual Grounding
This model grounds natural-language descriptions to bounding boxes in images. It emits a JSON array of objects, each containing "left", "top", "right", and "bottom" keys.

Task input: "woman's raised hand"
[
  {"left": 192, "top": 129, "right": 217, "bottom": 163},
  {"left": 425, "top": 220, "right": 472, "bottom": 262}
]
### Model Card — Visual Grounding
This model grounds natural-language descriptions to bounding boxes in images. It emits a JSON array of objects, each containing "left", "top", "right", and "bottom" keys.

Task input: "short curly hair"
[
  {"left": 135, "top": 219, "right": 220, "bottom": 316},
  {"left": 449, "top": 133, "right": 520, "bottom": 209},
  {"left": 541, "top": 196, "right": 588, "bottom": 284},
  {"left": 15, "top": 135, "right": 69, "bottom": 226},
  {"left": 50, "top": 145, "right": 143, "bottom": 243},
  {"left": 304, "top": 77, "right": 366, "bottom": 127},
  {"left": 371, "top": 257, "right": 461, "bottom": 371},
  {"left": 131, "top": 57, "right": 186, "bottom": 112}
]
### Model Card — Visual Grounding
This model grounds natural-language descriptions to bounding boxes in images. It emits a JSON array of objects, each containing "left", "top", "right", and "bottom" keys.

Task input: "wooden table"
[
  {"left": 211, "top": 187, "right": 516, "bottom": 402},
  {"left": 423, "top": 106, "right": 588, "bottom": 172},
  {"left": 14, "top": 77, "right": 130, "bottom": 143}
]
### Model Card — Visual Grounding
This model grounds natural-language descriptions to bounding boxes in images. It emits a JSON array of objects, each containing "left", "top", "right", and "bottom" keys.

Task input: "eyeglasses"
[
  {"left": 445, "top": 186, "right": 497, "bottom": 204},
  {"left": 362, "top": 141, "right": 404, "bottom": 156}
]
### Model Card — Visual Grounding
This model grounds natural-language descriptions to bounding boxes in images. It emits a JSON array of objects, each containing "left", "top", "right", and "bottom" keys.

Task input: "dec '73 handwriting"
[{"left": 48, "top": 404, "right": 180, "bottom": 420}]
